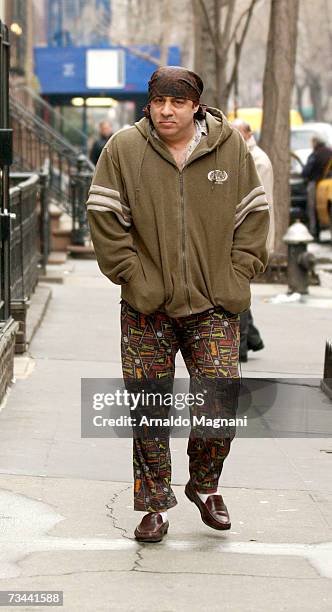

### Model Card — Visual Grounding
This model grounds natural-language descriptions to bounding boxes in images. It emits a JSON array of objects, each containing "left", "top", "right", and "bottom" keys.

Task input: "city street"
[{"left": 0, "top": 259, "right": 331, "bottom": 611}]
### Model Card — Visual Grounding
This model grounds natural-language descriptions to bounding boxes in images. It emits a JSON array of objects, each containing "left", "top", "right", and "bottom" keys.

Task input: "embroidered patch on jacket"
[{"left": 208, "top": 169, "right": 228, "bottom": 184}]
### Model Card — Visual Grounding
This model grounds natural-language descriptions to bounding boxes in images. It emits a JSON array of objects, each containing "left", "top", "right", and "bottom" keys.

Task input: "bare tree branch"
[
  {"left": 224, "top": 0, "right": 259, "bottom": 55},
  {"left": 220, "top": 0, "right": 235, "bottom": 49},
  {"left": 197, "top": 0, "right": 219, "bottom": 51},
  {"left": 111, "top": 1, "right": 174, "bottom": 68},
  {"left": 224, "top": 0, "right": 259, "bottom": 98},
  {"left": 111, "top": 40, "right": 162, "bottom": 66}
]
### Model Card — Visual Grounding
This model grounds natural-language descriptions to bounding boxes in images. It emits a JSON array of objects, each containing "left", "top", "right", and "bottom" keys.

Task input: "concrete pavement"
[{"left": 0, "top": 258, "right": 332, "bottom": 611}]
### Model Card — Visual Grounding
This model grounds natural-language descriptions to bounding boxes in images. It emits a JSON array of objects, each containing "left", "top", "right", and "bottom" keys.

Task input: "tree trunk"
[
  {"left": 193, "top": 0, "right": 219, "bottom": 107},
  {"left": 216, "top": 0, "right": 233, "bottom": 112},
  {"left": 159, "top": 2, "right": 172, "bottom": 65},
  {"left": 192, "top": 0, "right": 203, "bottom": 74},
  {"left": 260, "top": 0, "right": 300, "bottom": 255}
]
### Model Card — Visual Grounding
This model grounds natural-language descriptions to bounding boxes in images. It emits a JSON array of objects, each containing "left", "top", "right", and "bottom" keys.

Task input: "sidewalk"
[{"left": 0, "top": 259, "right": 331, "bottom": 611}]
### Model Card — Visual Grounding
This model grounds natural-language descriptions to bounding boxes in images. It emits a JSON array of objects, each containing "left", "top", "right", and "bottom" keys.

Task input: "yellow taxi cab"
[
  {"left": 316, "top": 159, "right": 332, "bottom": 230},
  {"left": 227, "top": 107, "right": 303, "bottom": 135}
]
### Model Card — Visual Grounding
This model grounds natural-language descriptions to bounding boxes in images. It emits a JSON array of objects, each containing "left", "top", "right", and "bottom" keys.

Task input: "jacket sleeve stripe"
[
  {"left": 234, "top": 200, "right": 269, "bottom": 229},
  {"left": 87, "top": 193, "right": 132, "bottom": 220},
  {"left": 237, "top": 194, "right": 269, "bottom": 217},
  {"left": 88, "top": 186, "right": 131, "bottom": 212},
  {"left": 89, "top": 184, "right": 125, "bottom": 202},
  {"left": 89, "top": 184, "right": 119, "bottom": 197},
  {"left": 236, "top": 185, "right": 266, "bottom": 212},
  {"left": 87, "top": 205, "right": 132, "bottom": 228}
]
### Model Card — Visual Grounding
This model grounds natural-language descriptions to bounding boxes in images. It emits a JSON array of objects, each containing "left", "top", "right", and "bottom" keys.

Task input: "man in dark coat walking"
[
  {"left": 89, "top": 120, "right": 113, "bottom": 166},
  {"left": 302, "top": 136, "right": 332, "bottom": 239}
]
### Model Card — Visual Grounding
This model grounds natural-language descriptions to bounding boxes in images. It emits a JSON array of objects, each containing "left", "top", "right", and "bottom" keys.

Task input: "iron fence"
[
  {"left": 38, "top": 160, "right": 51, "bottom": 273},
  {"left": 0, "top": 20, "right": 11, "bottom": 323},
  {"left": 10, "top": 95, "right": 94, "bottom": 216},
  {"left": 9, "top": 173, "right": 40, "bottom": 302},
  {"left": 12, "top": 85, "right": 89, "bottom": 151},
  {"left": 70, "top": 155, "right": 93, "bottom": 245}
]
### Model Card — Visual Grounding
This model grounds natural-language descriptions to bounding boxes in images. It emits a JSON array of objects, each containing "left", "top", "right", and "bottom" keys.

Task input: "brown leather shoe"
[
  {"left": 134, "top": 512, "right": 169, "bottom": 543},
  {"left": 185, "top": 481, "right": 231, "bottom": 530}
]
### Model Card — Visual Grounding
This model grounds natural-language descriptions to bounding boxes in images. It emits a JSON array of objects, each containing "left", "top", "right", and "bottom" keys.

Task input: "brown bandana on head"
[
  {"left": 147, "top": 66, "right": 204, "bottom": 103},
  {"left": 143, "top": 65, "right": 205, "bottom": 119}
]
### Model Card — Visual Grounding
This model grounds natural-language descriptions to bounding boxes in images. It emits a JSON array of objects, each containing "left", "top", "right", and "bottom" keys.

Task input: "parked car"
[
  {"left": 290, "top": 146, "right": 332, "bottom": 238},
  {"left": 316, "top": 159, "right": 332, "bottom": 233},
  {"left": 289, "top": 153, "right": 307, "bottom": 223},
  {"left": 289, "top": 123, "right": 332, "bottom": 239},
  {"left": 290, "top": 122, "right": 332, "bottom": 166}
]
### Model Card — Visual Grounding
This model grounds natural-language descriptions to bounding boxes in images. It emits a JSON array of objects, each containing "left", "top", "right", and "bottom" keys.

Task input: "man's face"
[
  {"left": 233, "top": 123, "right": 250, "bottom": 141},
  {"left": 100, "top": 122, "right": 112, "bottom": 138},
  {"left": 149, "top": 96, "right": 199, "bottom": 141}
]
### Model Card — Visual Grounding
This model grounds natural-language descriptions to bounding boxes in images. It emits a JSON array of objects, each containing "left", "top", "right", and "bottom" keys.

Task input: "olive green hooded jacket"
[{"left": 86, "top": 108, "right": 269, "bottom": 317}]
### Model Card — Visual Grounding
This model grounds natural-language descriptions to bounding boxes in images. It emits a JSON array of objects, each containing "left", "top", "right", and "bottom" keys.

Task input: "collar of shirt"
[
  {"left": 246, "top": 134, "right": 257, "bottom": 151},
  {"left": 151, "top": 118, "right": 208, "bottom": 169}
]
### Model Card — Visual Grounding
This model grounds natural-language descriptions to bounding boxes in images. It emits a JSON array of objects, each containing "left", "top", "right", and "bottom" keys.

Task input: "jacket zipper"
[{"left": 179, "top": 171, "right": 192, "bottom": 315}]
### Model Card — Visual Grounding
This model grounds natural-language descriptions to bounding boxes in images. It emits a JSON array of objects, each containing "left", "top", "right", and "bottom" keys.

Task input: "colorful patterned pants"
[{"left": 120, "top": 300, "right": 240, "bottom": 512}]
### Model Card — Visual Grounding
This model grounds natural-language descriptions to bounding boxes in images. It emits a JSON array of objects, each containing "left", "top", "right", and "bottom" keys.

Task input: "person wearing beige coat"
[
  {"left": 232, "top": 119, "right": 274, "bottom": 361},
  {"left": 246, "top": 134, "right": 274, "bottom": 254}
]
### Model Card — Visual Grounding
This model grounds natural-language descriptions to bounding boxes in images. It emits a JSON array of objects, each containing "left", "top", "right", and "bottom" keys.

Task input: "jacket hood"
[{"left": 134, "top": 106, "right": 233, "bottom": 152}]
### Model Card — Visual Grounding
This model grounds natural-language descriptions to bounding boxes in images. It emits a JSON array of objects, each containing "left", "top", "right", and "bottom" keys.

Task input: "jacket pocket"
[
  {"left": 213, "top": 262, "right": 251, "bottom": 314},
  {"left": 121, "top": 255, "right": 166, "bottom": 314},
  {"left": 232, "top": 263, "right": 251, "bottom": 281},
  {"left": 118, "top": 256, "right": 140, "bottom": 285},
  {"left": 229, "top": 263, "right": 251, "bottom": 312}
]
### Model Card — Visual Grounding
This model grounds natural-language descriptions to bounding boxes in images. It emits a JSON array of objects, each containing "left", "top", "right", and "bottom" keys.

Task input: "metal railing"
[
  {"left": 70, "top": 155, "right": 93, "bottom": 245},
  {"left": 9, "top": 173, "right": 41, "bottom": 302},
  {"left": 0, "top": 20, "right": 11, "bottom": 323},
  {"left": 9, "top": 94, "right": 94, "bottom": 245},
  {"left": 38, "top": 160, "right": 51, "bottom": 272},
  {"left": 10, "top": 96, "right": 94, "bottom": 216},
  {"left": 11, "top": 84, "right": 89, "bottom": 151},
  {"left": 1, "top": 18, "right": 52, "bottom": 328}
]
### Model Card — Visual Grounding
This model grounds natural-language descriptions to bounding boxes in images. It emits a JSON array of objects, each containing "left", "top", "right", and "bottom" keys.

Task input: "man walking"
[
  {"left": 89, "top": 119, "right": 113, "bottom": 166},
  {"left": 231, "top": 118, "right": 274, "bottom": 362},
  {"left": 302, "top": 135, "right": 332, "bottom": 241},
  {"left": 87, "top": 66, "right": 269, "bottom": 542}
]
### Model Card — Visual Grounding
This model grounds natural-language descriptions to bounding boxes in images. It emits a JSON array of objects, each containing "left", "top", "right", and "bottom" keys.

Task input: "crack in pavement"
[
  {"left": 105, "top": 484, "right": 132, "bottom": 541},
  {"left": 131, "top": 546, "right": 145, "bottom": 572},
  {"left": 19, "top": 569, "right": 321, "bottom": 580},
  {"left": 104, "top": 483, "right": 145, "bottom": 570}
]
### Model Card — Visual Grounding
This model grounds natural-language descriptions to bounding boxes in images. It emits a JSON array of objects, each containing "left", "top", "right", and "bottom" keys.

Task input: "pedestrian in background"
[
  {"left": 89, "top": 119, "right": 113, "bottom": 166},
  {"left": 302, "top": 135, "right": 332, "bottom": 241},
  {"left": 232, "top": 118, "right": 274, "bottom": 362},
  {"left": 87, "top": 66, "right": 269, "bottom": 543}
]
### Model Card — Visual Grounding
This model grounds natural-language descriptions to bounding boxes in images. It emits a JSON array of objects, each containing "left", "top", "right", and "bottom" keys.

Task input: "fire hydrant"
[{"left": 283, "top": 220, "right": 315, "bottom": 294}]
